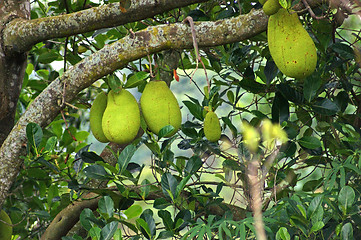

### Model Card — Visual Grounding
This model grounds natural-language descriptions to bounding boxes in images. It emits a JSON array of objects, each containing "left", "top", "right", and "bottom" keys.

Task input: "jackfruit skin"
[
  {"left": 90, "top": 91, "right": 109, "bottom": 143},
  {"left": 259, "top": 0, "right": 267, "bottom": 5},
  {"left": 268, "top": 8, "right": 317, "bottom": 78},
  {"left": 263, "top": 0, "right": 281, "bottom": 16},
  {"left": 204, "top": 111, "right": 221, "bottom": 142},
  {"left": 0, "top": 210, "right": 12, "bottom": 240},
  {"left": 140, "top": 81, "right": 181, "bottom": 137},
  {"left": 102, "top": 89, "right": 140, "bottom": 144}
]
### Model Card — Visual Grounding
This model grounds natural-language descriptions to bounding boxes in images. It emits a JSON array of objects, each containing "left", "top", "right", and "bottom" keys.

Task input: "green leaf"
[
  {"left": 276, "top": 227, "right": 290, "bottom": 240},
  {"left": 89, "top": 227, "right": 101, "bottom": 240},
  {"left": 298, "top": 136, "right": 322, "bottom": 149},
  {"left": 175, "top": 175, "right": 191, "bottom": 198},
  {"left": 80, "top": 208, "right": 97, "bottom": 231},
  {"left": 81, "top": 151, "right": 104, "bottom": 163},
  {"left": 100, "top": 221, "right": 118, "bottom": 240},
  {"left": 239, "top": 78, "right": 266, "bottom": 94},
  {"left": 272, "top": 92, "right": 289, "bottom": 123},
  {"left": 161, "top": 173, "right": 178, "bottom": 200},
  {"left": 124, "top": 205, "right": 142, "bottom": 219},
  {"left": 307, "top": 195, "right": 323, "bottom": 220},
  {"left": 136, "top": 218, "right": 151, "bottom": 239},
  {"left": 264, "top": 60, "right": 278, "bottom": 85},
  {"left": 118, "top": 144, "right": 137, "bottom": 175},
  {"left": 125, "top": 71, "right": 149, "bottom": 88},
  {"left": 44, "top": 136, "right": 57, "bottom": 152},
  {"left": 184, "top": 155, "right": 203, "bottom": 176},
  {"left": 153, "top": 198, "right": 171, "bottom": 209},
  {"left": 303, "top": 74, "right": 321, "bottom": 102},
  {"left": 341, "top": 223, "right": 353, "bottom": 240},
  {"left": 338, "top": 186, "right": 355, "bottom": 214},
  {"left": 312, "top": 98, "right": 339, "bottom": 116},
  {"left": 83, "top": 165, "right": 112, "bottom": 180},
  {"left": 158, "top": 210, "right": 174, "bottom": 231},
  {"left": 26, "top": 122, "right": 43, "bottom": 153},
  {"left": 310, "top": 221, "right": 325, "bottom": 234},
  {"left": 38, "top": 50, "right": 61, "bottom": 64},
  {"left": 140, "top": 209, "right": 156, "bottom": 239},
  {"left": 277, "top": 83, "right": 304, "bottom": 104},
  {"left": 183, "top": 100, "right": 203, "bottom": 120},
  {"left": 330, "top": 43, "right": 354, "bottom": 60},
  {"left": 108, "top": 74, "right": 122, "bottom": 93},
  {"left": 98, "top": 196, "right": 114, "bottom": 219},
  {"left": 158, "top": 125, "right": 175, "bottom": 139}
]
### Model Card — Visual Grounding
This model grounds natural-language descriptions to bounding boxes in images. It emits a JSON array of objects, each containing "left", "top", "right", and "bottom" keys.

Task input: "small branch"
[{"left": 301, "top": 0, "right": 326, "bottom": 19}]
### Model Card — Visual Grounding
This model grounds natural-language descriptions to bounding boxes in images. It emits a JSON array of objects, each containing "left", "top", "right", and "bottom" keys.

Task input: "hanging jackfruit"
[
  {"left": 102, "top": 89, "right": 140, "bottom": 144},
  {"left": 140, "top": 81, "right": 181, "bottom": 137},
  {"left": 263, "top": 0, "right": 281, "bottom": 16},
  {"left": 90, "top": 91, "right": 109, "bottom": 143},
  {"left": 268, "top": 8, "right": 317, "bottom": 78},
  {"left": 204, "top": 111, "right": 221, "bottom": 142}
]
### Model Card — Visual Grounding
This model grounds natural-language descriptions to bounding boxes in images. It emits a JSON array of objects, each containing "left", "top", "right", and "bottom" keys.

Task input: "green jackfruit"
[
  {"left": 268, "top": 8, "right": 317, "bottom": 78},
  {"left": 263, "top": 0, "right": 281, "bottom": 16},
  {"left": 204, "top": 111, "right": 221, "bottom": 142},
  {"left": 259, "top": 0, "right": 267, "bottom": 5},
  {"left": 0, "top": 210, "right": 12, "bottom": 240},
  {"left": 90, "top": 91, "right": 109, "bottom": 143},
  {"left": 102, "top": 89, "right": 140, "bottom": 144},
  {"left": 140, "top": 81, "right": 181, "bottom": 137}
]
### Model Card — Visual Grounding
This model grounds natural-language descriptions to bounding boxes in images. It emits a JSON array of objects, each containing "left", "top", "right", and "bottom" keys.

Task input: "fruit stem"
[{"left": 183, "top": 16, "right": 210, "bottom": 92}]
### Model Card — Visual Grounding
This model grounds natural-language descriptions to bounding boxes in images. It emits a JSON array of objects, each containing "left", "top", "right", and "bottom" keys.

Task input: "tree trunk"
[{"left": 0, "top": 0, "right": 30, "bottom": 145}]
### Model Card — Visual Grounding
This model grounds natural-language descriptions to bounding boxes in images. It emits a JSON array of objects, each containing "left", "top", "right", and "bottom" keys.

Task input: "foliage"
[{"left": 2, "top": 0, "right": 361, "bottom": 239}]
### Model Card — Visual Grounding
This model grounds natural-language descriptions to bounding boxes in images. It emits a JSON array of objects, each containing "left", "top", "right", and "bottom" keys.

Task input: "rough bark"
[
  {"left": 0, "top": 1, "right": 30, "bottom": 144},
  {"left": 0, "top": 0, "right": 325, "bottom": 212},
  {"left": 2, "top": 0, "right": 207, "bottom": 53}
]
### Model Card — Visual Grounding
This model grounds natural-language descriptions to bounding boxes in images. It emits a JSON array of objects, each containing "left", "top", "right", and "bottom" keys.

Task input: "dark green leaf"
[
  {"left": 272, "top": 92, "right": 289, "bottom": 123},
  {"left": 26, "top": 122, "right": 43, "bottom": 153},
  {"left": 98, "top": 196, "right": 114, "bottom": 219},
  {"left": 118, "top": 144, "right": 137, "bottom": 175},
  {"left": 83, "top": 165, "right": 112, "bottom": 180},
  {"left": 264, "top": 60, "right": 278, "bottom": 85},
  {"left": 184, "top": 155, "right": 203, "bottom": 176},
  {"left": 125, "top": 71, "right": 149, "bottom": 88},
  {"left": 140, "top": 209, "right": 156, "bottom": 239},
  {"left": 80, "top": 208, "right": 97, "bottom": 231},
  {"left": 154, "top": 198, "right": 171, "bottom": 209},
  {"left": 100, "top": 221, "right": 118, "bottom": 240},
  {"left": 239, "top": 78, "right": 266, "bottom": 94},
  {"left": 298, "top": 136, "right": 322, "bottom": 149},
  {"left": 81, "top": 152, "right": 104, "bottom": 163},
  {"left": 312, "top": 98, "right": 339, "bottom": 116},
  {"left": 108, "top": 75, "right": 122, "bottom": 93},
  {"left": 277, "top": 83, "right": 304, "bottom": 104},
  {"left": 161, "top": 173, "right": 178, "bottom": 200},
  {"left": 183, "top": 100, "right": 203, "bottom": 120},
  {"left": 330, "top": 43, "right": 354, "bottom": 60},
  {"left": 158, "top": 210, "right": 174, "bottom": 231},
  {"left": 38, "top": 51, "right": 60, "bottom": 64},
  {"left": 158, "top": 125, "right": 175, "bottom": 139},
  {"left": 304, "top": 74, "right": 321, "bottom": 102}
]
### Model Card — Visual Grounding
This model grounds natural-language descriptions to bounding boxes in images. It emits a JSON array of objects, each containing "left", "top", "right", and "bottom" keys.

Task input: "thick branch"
[
  {"left": 2, "top": 0, "right": 207, "bottom": 53},
  {"left": 0, "top": 0, "right": 324, "bottom": 208}
]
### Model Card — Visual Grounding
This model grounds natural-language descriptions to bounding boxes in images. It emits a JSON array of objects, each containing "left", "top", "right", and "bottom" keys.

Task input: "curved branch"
[
  {"left": 3, "top": 0, "right": 207, "bottom": 53},
  {"left": 0, "top": 0, "right": 325, "bottom": 208}
]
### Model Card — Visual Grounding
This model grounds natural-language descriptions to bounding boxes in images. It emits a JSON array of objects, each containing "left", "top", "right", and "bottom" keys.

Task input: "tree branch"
[
  {"left": 2, "top": 0, "right": 207, "bottom": 53},
  {"left": 0, "top": 0, "right": 325, "bottom": 208}
]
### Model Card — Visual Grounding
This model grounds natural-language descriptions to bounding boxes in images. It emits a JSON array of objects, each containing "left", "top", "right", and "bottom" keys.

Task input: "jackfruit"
[
  {"left": 204, "top": 111, "right": 221, "bottom": 142},
  {"left": 0, "top": 210, "right": 12, "bottom": 240},
  {"left": 263, "top": 0, "right": 281, "bottom": 16},
  {"left": 268, "top": 8, "right": 317, "bottom": 78},
  {"left": 140, "top": 81, "right": 181, "bottom": 137},
  {"left": 102, "top": 89, "right": 140, "bottom": 144},
  {"left": 90, "top": 91, "right": 109, "bottom": 143}
]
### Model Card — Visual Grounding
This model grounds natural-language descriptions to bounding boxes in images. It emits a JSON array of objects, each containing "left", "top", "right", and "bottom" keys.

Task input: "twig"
[
  {"left": 301, "top": 0, "right": 326, "bottom": 20},
  {"left": 182, "top": 16, "right": 210, "bottom": 92}
]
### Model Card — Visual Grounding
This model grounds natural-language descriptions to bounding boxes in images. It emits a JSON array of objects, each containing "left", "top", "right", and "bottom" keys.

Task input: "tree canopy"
[{"left": 0, "top": 0, "right": 360, "bottom": 239}]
